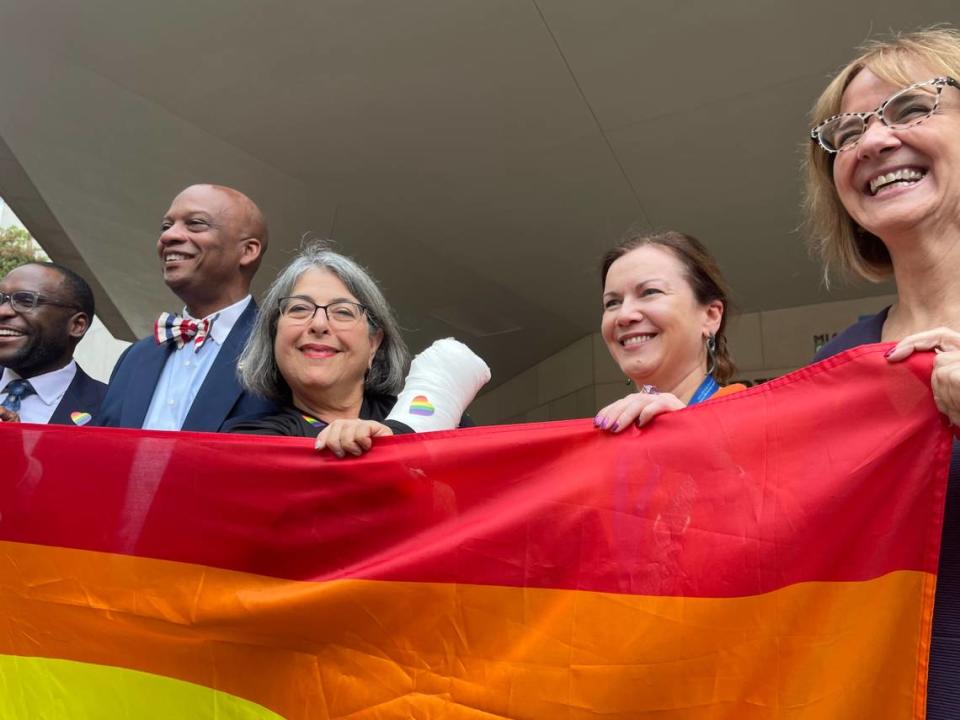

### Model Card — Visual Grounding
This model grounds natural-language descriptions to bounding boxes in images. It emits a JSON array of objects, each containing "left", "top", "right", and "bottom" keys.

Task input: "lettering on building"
[{"left": 813, "top": 332, "right": 838, "bottom": 354}]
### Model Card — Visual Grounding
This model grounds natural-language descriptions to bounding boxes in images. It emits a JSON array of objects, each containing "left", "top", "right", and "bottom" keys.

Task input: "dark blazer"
[
  {"left": 49, "top": 366, "right": 107, "bottom": 425},
  {"left": 1, "top": 364, "right": 107, "bottom": 425},
  {"left": 96, "top": 301, "right": 276, "bottom": 432}
]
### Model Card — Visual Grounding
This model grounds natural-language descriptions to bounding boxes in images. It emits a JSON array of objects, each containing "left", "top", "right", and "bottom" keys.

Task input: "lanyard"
[{"left": 688, "top": 375, "right": 720, "bottom": 406}]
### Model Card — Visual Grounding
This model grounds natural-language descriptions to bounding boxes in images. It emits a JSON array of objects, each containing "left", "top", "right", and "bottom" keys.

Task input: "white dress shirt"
[
  {"left": 0, "top": 360, "right": 78, "bottom": 424},
  {"left": 142, "top": 295, "right": 251, "bottom": 431}
]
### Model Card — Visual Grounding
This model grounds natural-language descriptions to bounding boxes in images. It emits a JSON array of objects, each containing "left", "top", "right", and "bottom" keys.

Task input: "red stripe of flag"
[{"left": 0, "top": 344, "right": 948, "bottom": 598}]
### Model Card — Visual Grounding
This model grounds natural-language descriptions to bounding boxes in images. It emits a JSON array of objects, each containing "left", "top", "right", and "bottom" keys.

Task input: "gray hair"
[{"left": 239, "top": 242, "right": 409, "bottom": 403}]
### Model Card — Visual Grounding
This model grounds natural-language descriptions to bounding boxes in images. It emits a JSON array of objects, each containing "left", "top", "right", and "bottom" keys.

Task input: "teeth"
[
  {"left": 869, "top": 168, "right": 924, "bottom": 195},
  {"left": 165, "top": 253, "right": 189, "bottom": 262},
  {"left": 0, "top": 328, "right": 25, "bottom": 337},
  {"left": 622, "top": 334, "right": 655, "bottom": 347}
]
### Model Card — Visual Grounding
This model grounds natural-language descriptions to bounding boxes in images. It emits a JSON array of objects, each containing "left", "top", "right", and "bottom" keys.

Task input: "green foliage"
[{"left": 0, "top": 226, "right": 48, "bottom": 278}]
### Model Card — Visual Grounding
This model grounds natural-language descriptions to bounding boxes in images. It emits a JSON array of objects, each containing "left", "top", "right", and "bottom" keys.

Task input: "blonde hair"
[{"left": 804, "top": 26, "right": 960, "bottom": 283}]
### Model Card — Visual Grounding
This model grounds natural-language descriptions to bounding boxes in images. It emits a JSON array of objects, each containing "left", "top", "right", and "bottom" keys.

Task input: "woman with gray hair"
[{"left": 228, "top": 242, "right": 410, "bottom": 455}]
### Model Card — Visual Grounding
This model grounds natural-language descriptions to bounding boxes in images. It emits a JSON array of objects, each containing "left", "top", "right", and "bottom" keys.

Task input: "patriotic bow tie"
[
  {"left": 1, "top": 378, "right": 36, "bottom": 414},
  {"left": 154, "top": 312, "right": 214, "bottom": 351}
]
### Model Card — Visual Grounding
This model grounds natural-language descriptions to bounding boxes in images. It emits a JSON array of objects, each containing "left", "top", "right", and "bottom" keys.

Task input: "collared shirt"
[
  {"left": 142, "top": 295, "right": 251, "bottom": 431},
  {"left": 1, "top": 360, "right": 77, "bottom": 424}
]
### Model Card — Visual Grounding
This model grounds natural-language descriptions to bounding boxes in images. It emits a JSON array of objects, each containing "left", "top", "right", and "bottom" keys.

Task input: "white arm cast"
[{"left": 386, "top": 338, "right": 491, "bottom": 432}]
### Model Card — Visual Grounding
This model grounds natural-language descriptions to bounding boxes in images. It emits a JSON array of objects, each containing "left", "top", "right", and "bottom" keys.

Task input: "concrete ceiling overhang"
[{"left": 0, "top": 1, "right": 955, "bottom": 389}]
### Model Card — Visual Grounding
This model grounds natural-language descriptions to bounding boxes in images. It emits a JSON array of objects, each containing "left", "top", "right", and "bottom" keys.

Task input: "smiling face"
[
  {"left": 0, "top": 264, "right": 88, "bottom": 378},
  {"left": 832, "top": 67, "right": 960, "bottom": 242},
  {"left": 601, "top": 245, "right": 722, "bottom": 391},
  {"left": 157, "top": 185, "right": 262, "bottom": 316},
  {"left": 274, "top": 268, "right": 382, "bottom": 412}
]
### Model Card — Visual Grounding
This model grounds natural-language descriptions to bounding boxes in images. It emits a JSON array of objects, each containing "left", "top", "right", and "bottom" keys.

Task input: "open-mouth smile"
[{"left": 867, "top": 167, "right": 926, "bottom": 196}]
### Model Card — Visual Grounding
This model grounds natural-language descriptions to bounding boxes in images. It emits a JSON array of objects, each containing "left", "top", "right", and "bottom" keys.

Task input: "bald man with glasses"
[{"left": 0, "top": 262, "right": 106, "bottom": 424}]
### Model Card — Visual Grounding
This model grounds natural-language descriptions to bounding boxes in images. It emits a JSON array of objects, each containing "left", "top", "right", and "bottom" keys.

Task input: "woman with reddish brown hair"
[{"left": 594, "top": 231, "right": 744, "bottom": 432}]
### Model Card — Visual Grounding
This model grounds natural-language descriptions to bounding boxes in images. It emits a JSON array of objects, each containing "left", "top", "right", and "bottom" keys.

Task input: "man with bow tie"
[
  {"left": 0, "top": 262, "right": 106, "bottom": 425},
  {"left": 97, "top": 184, "right": 276, "bottom": 431}
]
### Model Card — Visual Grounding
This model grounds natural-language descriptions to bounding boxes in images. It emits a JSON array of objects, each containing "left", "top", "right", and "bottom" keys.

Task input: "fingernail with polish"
[
  {"left": 610, "top": 422, "right": 619, "bottom": 432},
  {"left": 884, "top": 347, "right": 896, "bottom": 359}
]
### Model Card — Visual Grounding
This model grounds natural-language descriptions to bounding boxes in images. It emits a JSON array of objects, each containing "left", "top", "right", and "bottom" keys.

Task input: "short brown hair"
[
  {"left": 804, "top": 26, "right": 960, "bottom": 282},
  {"left": 601, "top": 230, "right": 736, "bottom": 384}
]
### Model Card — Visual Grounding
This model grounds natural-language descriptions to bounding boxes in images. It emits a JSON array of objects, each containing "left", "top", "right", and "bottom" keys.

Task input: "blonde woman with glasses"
[{"left": 807, "top": 27, "right": 960, "bottom": 717}]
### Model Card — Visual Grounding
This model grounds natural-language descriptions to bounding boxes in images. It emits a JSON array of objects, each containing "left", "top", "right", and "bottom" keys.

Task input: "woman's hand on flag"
[
  {"left": 316, "top": 419, "right": 394, "bottom": 458},
  {"left": 594, "top": 391, "right": 686, "bottom": 433},
  {"left": 887, "top": 327, "right": 960, "bottom": 427}
]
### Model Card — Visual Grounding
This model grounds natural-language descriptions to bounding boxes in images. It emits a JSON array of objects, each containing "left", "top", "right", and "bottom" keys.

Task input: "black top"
[
  {"left": 226, "top": 393, "right": 414, "bottom": 437},
  {"left": 816, "top": 308, "right": 960, "bottom": 719}
]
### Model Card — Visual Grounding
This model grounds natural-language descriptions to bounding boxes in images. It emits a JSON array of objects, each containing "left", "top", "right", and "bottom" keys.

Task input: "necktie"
[
  {"left": 154, "top": 312, "right": 214, "bottom": 351},
  {"left": 1, "top": 379, "right": 37, "bottom": 414}
]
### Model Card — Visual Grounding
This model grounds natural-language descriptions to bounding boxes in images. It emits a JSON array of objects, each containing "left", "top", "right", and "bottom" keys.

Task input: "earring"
[
  {"left": 705, "top": 334, "right": 717, "bottom": 376},
  {"left": 625, "top": 376, "right": 632, "bottom": 386}
]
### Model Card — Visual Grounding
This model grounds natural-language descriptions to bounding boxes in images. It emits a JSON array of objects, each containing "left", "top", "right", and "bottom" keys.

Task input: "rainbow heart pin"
[
  {"left": 70, "top": 411, "right": 92, "bottom": 426},
  {"left": 408, "top": 395, "right": 435, "bottom": 416}
]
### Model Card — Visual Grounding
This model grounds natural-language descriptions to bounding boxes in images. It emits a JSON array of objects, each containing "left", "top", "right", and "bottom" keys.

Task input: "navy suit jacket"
[
  {"left": 49, "top": 366, "right": 107, "bottom": 425},
  {"left": 1, "top": 364, "right": 107, "bottom": 425},
  {"left": 97, "top": 301, "right": 276, "bottom": 432}
]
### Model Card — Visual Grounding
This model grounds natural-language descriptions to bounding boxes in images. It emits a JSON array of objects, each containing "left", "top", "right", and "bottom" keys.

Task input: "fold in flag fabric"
[{"left": 0, "top": 344, "right": 951, "bottom": 719}]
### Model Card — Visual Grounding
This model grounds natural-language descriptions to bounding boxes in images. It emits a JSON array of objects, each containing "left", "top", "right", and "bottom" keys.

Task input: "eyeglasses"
[
  {"left": 278, "top": 296, "right": 369, "bottom": 328},
  {"left": 0, "top": 290, "right": 81, "bottom": 313},
  {"left": 810, "top": 76, "right": 960, "bottom": 154}
]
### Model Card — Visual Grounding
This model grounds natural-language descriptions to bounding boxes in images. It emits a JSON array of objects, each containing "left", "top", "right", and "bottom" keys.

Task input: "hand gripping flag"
[{"left": 0, "top": 344, "right": 950, "bottom": 719}]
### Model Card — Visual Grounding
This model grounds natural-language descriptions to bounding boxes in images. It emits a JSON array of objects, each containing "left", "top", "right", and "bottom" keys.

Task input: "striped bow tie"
[{"left": 154, "top": 312, "right": 214, "bottom": 351}]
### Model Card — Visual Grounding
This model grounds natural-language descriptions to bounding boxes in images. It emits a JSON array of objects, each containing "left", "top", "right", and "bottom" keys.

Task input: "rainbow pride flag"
[{"left": 0, "top": 344, "right": 950, "bottom": 718}]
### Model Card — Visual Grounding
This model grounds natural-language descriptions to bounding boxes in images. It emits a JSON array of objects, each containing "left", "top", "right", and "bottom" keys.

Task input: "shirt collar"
[
  {"left": 1, "top": 360, "right": 78, "bottom": 407},
  {"left": 183, "top": 295, "right": 251, "bottom": 346}
]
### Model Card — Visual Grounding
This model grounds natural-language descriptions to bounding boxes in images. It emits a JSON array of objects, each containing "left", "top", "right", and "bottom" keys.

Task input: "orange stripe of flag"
[{"left": 0, "top": 540, "right": 933, "bottom": 719}]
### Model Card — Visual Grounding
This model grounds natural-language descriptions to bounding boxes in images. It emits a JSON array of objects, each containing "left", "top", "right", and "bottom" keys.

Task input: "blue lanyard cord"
[{"left": 688, "top": 375, "right": 720, "bottom": 406}]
